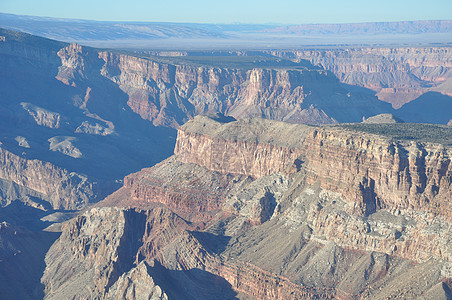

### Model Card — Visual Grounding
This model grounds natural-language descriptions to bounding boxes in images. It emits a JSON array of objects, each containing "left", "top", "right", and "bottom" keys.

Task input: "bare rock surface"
[
  {"left": 106, "top": 262, "right": 168, "bottom": 300},
  {"left": 98, "top": 50, "right": 393, "bottom": 127},
  {"left": 2, "top": 27, "right": 452, "bottom": 299},
  {"left": 362, "top": 113, "right": 404, "bottom": 124},
  {"left": 48, "top": 136, "right": 83, "bottom": 158},
  {"left": 0, "top": 146, "right": 96, "bottom": 209},
  {"left": 14, "top": 136, "right": 30, "bottom": 148},
  {"left": 21, "top": 102, "right": 61, "bottom": 129},
  {"left": 270, "top": 47, "right": 452, "bottom": 109},
  {"left": 0, "top": 28, "right": 176, "bottom": 210},
  {"left": 42, "top": 115, "right": 452, "bottom": 299}
]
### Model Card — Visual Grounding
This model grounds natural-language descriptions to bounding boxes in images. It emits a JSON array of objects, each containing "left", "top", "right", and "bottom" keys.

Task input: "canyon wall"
[
  {"left": 112, "top": 115, "right": 452, "bottom": 263},
  {"left": 171, "top": 117, "right": 452, "bottom": 263},
  {"left": 303, "top": 127, "right": 452, "bottom": 218},
  {"left": 0, "top": 29, "right": 177, "bottom": 210},
  {"left": 97, "top": 50, "right": 392, "bottom": 127},
  {"left": 43, "top": 116, "right": 452, "bottom": 299},
  {"left": 175, "top": 116, "right": 452, "bottom": 220},
  {"left": 42, "top": 207, "right": 336, "bottom": 299},
  {"left": 0, "top": 146, "right": 97, "bottom": 210},
  {"left": 269, "top": 47, "right": 452, "bottom": 108},
  {"left": 174, "top": 130, "right": 303, "bottom": 178}
]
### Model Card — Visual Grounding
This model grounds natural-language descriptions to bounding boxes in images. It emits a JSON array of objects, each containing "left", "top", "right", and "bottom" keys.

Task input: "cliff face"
[
  {"left": 1, "top": 27, "right": 405, "bottom": 211},
  {"left": 171, "top": 116, "right": 452, "bottom": 263},
  {"left": 0, "top": 29, "right": 176, "bottom": 210},
  {"left": 174, "top": 130, "right": 303, "bottom": 178},
  {"left": 303, "top": 128, "right": 451, "bottom": 219},
  {"left": 121, "top": 156, "right": 251, "bottom": 221},
  {"left": 43, "top": 116, "right": 452, "bottom": 299},
  {"left": 175, "top": 117, "right": 452, "bottom": 221},
  {"left": 4, "top": 28, "right": 452, "bottom": 299},
  {"left": 97, "top": 50, "right": 392, "bottom": 127},
  {"left": 270, "top": 47, "right": 452, "bottom": 108},
  {"left": 0, "top": 146, "right": 97, "bottom": 210}
]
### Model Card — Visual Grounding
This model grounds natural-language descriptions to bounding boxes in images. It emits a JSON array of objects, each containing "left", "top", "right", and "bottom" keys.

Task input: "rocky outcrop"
[
  {"left": 175, "top": 116, "right": 452, "bottom": 222},
  {"left": 0, "top": 28, "right": 177, "bottom": 210},
  {"left": 47, "top": 136, "right": 83, "bottom": 158},
  {"left": 169, "top": 116, "right": 452, "bottom": 264},
  {"left": 97, "top": 50, "right": 392, "bottom": 127},
  {"left": 40, "top": 115, "right": 452, "bottom": 299},
  {"left": 174, "top": 116, "right": 309, "bottom": 178},
  {"left": 0, "top": 146, "right": 96, "bottom": 209},
  {"left": 44, "top": 203, "right": 450, "bottom": 300},
  {"left": 270, "top": 47, "right": 452, "bottom": 108},
  {"left": 105, "top": 262, "right": 168, "bottom": 300},
  {"left": 20, "top": 102, "right": 61, "bottom": 129},
  {"left": 362, "top": 113, "right": 404, "bottom": 124},
  {"left": 3, "top": 28, "right": 452, "bottom": 299},
  {"left": 42, "top": 206, "right": 336, "bottom": 299},
  {"left": 303, "top": 127, "right": 451, "bottom": 220},
  {"left": 120, "top": 156, "right": 251, "bottom": 221}
]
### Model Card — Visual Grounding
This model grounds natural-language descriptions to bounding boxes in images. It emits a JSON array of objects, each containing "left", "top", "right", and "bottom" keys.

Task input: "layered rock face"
[
  {"left": 121, "top": 156, "right": 251, "bottom": 220},
  {"left": 0, "top": 28, "right": 176, "bottom": 210},
  {"left": 0, "top": 146, "right": 96, "bottom": 209},
  {"left": 270, "top": 47, "right": 452, "bottom": 108},
  {"left": 45, "top": 116, "right": 452, "bottom": 299},
  {"left": 174, "top": 120, "right": 305, "bottom": 178},
  {"left": 173, "top": 117, "right": 452, "bottom": 262},
  {"left": 175, "top": 116, "right": 452, "bottom": 220},
  {"left": 3, "top": 28, "right": 452, "bottom": 299},
  {"left": 1, "top": 27, "right": 402, "bottom": 212},
  {"left": 97, "top": 51, "right": 392, "bottom": 127},
  {"left": 302, "top": 128, "right": 452, "bottom": 217}
]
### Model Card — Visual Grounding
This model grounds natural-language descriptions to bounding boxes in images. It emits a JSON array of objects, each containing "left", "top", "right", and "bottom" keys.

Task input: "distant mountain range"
[
  {"left": 266, "top": 20, "right": 452, "bottom": 35},
  {"left": 1, "top": 13, "right": 451, "bottom": 49}
]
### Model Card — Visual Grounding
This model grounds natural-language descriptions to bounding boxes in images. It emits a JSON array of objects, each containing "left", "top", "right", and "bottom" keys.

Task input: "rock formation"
[
  {"left": 97, "top": 50, "right": 392, "bottom": 127},
  {"left": 0, "top": 28, "right": 176, "bottom": 209},
  {"left": 0, "top": 146, "right": 96, "bottom": 209},
  {"left": 43, "top": 115, "right": 452, "bottom": 299},
  {"left": 1, "top": 27, "right": 452, "bottom": 299},
  {"left": 362, "top": 113, "right": 404, "bottom": 124},
  {"left": 269, "top": 47, "right": 452, "bottom": 109}
]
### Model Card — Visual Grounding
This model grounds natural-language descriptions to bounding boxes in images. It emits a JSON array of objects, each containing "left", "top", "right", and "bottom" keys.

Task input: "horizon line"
[{"left": 1, "top": 11, "right": 451, "bottom": 27}]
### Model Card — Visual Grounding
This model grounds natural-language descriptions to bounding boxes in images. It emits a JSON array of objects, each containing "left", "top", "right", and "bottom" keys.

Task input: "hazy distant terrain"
[{"left": 1, "top": 13, "right": 451, "bottom": 49}]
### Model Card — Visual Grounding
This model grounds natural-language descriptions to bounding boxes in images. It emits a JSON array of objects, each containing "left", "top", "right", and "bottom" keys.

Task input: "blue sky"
[{"left": 1, "top": 0, "right": 451, "bottom": 24}]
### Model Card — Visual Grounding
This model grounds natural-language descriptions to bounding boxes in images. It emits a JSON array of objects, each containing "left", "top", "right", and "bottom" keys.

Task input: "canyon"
[
  {"left": 0, "top": 25, "right": 451, "bottom": 300},
  {"left": 270, "top": 47, "right": 452, "bottom": 110},
  {"left": 41, "top": 115, "right": 452, "bottom": 299},
  {"left": 0, "top": 27, "right": 408, "bottom": 211}
]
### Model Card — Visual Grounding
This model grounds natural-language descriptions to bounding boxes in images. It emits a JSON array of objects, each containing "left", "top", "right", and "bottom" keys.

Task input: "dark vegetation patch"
[{"left": 336, "top": 123, "right": 452, "bottom": 145}]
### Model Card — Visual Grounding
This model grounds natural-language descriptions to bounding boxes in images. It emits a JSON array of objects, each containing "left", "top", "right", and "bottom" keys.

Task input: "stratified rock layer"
[
  {"left": 43, "top": 116, "right": 448, "bottom": 299},
  {"left": 97, "top": 50, "right": 392, "bottom": 127},
  {"left": 269, "top": 47, "right": 452, "bottom": 108},
  {"left": 175, "top": 116, "right": 451, "bottom": 221},
  {"left": 0, "top": 146, "right": 96, "bottom": 209}
]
